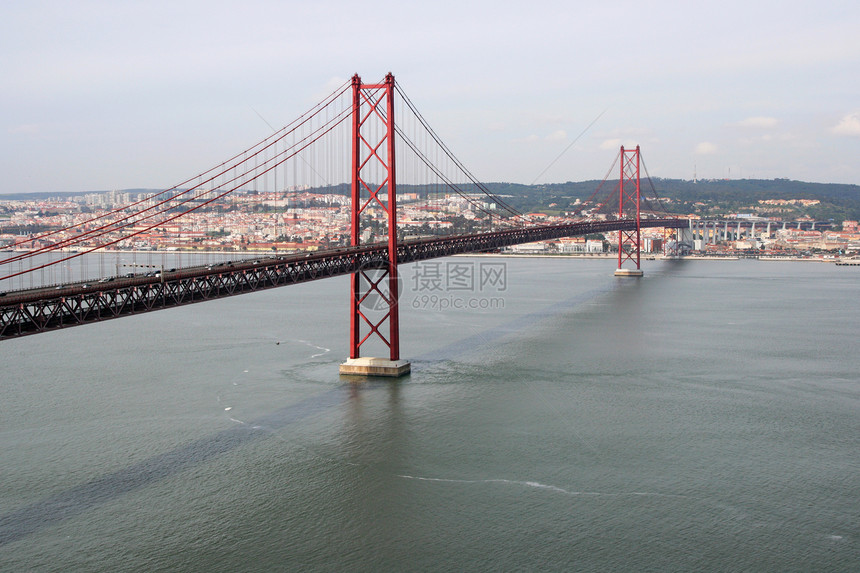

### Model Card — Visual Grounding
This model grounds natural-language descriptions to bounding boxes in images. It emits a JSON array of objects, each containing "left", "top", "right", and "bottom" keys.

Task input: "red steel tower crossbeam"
[
  {"left": 617, "top": 145, "right": 642, "bottom": 271},
  {"left": 348, "top": 73, "right": 401, "bottom": 362}
]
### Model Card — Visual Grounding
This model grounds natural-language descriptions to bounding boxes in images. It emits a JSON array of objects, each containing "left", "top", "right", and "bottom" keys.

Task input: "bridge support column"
[
  {"left": 614, "top": 145, "right": 643, "bottom": 277},
  {"left": 340, "top": 73, "right": 410, "bottom": 378}
]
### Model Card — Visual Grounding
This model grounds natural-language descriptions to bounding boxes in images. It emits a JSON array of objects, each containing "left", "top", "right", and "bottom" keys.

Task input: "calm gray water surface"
[{"left": 1, "top": 257, "right": 858, "bottom": 571}]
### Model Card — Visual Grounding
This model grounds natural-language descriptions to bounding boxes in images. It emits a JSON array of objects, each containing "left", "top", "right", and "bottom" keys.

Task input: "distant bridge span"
[{"left": 0, "top": 218, "right": 686, "bottom": 340}]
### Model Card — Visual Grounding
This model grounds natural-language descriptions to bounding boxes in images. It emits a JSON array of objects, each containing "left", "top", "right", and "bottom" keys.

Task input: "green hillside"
[{"left": 484, "top": 179, "right": 860, "bottom": 223}]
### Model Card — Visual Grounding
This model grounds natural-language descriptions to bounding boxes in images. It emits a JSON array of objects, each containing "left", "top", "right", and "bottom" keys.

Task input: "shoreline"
[
  {"left": 459, "top": 253, "right": 853, "bottom": 263},
  {"left": 4, "top": 248, "right": 854, "bottom": 264}
]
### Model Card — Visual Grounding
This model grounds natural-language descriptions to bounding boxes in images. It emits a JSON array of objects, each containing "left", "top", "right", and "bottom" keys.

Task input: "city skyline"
[{"left": 2, "top": 0, "right": 859, "bottom": 196}]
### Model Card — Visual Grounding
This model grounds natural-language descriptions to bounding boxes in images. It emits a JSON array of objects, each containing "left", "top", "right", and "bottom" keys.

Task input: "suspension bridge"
[{"left": 0, "top": 73, "right": 687, "bottom": 375}]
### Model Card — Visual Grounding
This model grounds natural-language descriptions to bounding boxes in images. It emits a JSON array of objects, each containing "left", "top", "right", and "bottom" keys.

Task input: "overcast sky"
[{"left": 2, "top": 0, "right": 859, "bottom": 195}]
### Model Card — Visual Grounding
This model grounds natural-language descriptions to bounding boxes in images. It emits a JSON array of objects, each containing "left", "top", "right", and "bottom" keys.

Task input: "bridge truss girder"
[{"left": 0, "top": 218, "right": 686, "bottom": 341}]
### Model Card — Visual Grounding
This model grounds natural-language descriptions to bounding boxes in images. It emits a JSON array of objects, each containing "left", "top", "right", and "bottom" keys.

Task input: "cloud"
[
  {"left": 312, "top": 76, "right": 351, "bottom": 101},
  {"left": 831, "top": 113, "right": 860, "bottom": 136},
  {"left": 695, "top": 142, "right": 718, "bottom": 155},
  {"left": 8, "top": 124, "right": 41, "bottom": 136},
  {"left": 739, "top": 132, "right": 798, "bottom": 146},
  {"left": 735, "top": 116, "right": 779, "bottom": 128},
  {"left": 516, "top": 131, "right": 568, "bottom": 144},
  {"left": 598, "top": 131, "right": 650, "bottom": 150}
]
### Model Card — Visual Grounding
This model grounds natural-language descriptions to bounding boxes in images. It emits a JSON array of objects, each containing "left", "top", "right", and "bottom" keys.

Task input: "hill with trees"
[
  {"left": 3, "top": 179, "right": 858, "bottom": 224},
  {"left": 484, "top": 179, "right": 860, "bottom": 224}
]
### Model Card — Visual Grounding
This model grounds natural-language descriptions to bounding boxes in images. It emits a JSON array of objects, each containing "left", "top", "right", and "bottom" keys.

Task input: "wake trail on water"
[
  {"left": 296, "top": 339, "right": 331, "bottom": 358},
  {"left": 396, "top": 475, "right": 687, "bottom": 499},
  {"left": 214, "top": 338, "right": 332, "bottom": 420}
]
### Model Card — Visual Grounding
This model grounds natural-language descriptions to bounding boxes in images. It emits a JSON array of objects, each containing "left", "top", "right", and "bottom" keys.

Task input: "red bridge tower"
[
  {"left": 614, "top": 145, "right": 644, "bottom": 277},
  {"left": 339, "top": 74, "right": 411, "bottom": 377}
]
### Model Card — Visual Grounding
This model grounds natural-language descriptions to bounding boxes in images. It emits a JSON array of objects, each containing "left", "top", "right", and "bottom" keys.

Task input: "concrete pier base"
[
  {"left": 339, "top": 357, "right": 411, "bottom": 378},
  {"left": 614, "top": 268, "right": 644, "bottom": 277}
]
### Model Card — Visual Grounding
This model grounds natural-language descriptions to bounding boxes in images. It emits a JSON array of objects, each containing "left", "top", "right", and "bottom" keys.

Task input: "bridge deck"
[{"left": 0, "top": 219, "right": 686, "bottom": 339}]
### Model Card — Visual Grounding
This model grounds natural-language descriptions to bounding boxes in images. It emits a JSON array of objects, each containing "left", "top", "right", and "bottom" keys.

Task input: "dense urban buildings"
[{"left": 1, "top": 189, "right": 858, "bottom": 257}]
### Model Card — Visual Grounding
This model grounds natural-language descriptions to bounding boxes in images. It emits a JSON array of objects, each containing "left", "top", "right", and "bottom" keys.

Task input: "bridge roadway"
[{"left": 0, "top": 218, "right": 686, "bottom": 339}]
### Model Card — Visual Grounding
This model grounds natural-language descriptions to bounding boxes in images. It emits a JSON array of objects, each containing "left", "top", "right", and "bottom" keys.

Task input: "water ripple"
[{"left": 396, "top": 474, "right": 687, "bottom": 498}]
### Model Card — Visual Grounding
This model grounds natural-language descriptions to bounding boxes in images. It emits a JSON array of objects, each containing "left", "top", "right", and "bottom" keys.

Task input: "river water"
[{"left": 1, "top": 257, "right": 858, "bottom": 571}]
